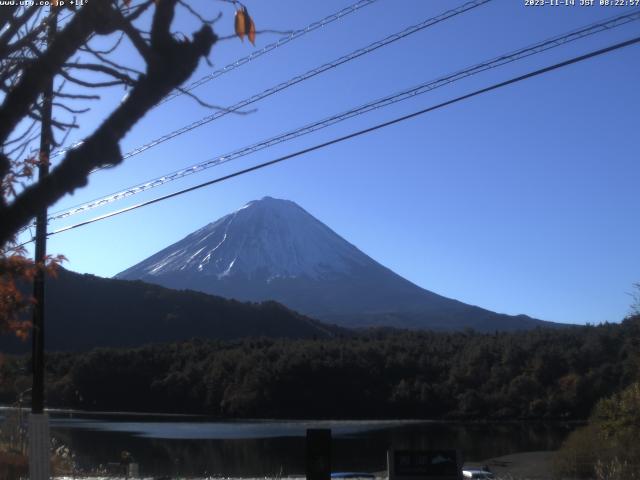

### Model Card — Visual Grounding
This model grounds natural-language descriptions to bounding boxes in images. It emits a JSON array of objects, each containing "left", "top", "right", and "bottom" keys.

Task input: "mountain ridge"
[
  {"left": 0, "top": 268, "right": 344, "bottom": 353},
  {"left": 117, "top": 196, "right": 558, "bottom": 331}
]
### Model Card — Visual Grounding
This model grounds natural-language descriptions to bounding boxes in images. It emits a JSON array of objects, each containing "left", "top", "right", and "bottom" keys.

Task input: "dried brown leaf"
[
  {"left": 247, "top": 13, "right": 256, "bottom": 46},
  {"left": 234, "top": 8, "right": 246, "bottom": 41}
]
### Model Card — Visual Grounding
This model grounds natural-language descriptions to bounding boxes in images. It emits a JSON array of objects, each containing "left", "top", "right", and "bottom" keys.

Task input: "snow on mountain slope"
[
  {"left": 118, "top": 197, "right": 370, "bottom": 282},
  {"left": 117, "top": 197, "right": 555, "bottom": 331}
]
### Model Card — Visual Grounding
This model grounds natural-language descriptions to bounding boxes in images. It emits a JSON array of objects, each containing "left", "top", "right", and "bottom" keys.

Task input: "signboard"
[
  {"left": 388, "top": 449, "right": 462, "bottom": 480},
  {"left": 306, "top": 429, "right": 332, "bottom": 480}
]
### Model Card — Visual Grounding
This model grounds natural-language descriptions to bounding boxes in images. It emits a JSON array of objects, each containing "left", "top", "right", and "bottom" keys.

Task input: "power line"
[
  {"left": 49, "top": 0, "right": 380, "bottom": 159},
  {"left": 53, "top": 0, "right": 492, "bottom": 166},
  {"left": 118, "top": 0, "right": 491, "bottom": 161},
  {"left": 38, "top": 8, "right": 640, "bottom": 225},
  {"left": 39, "top": 35, "right": 640, "bottom": 242},
  {"left": 159, "top": 0, "right": 380, "bottom": 105}
]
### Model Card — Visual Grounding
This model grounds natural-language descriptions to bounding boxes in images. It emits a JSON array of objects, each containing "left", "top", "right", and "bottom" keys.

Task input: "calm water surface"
[{"left": 20, "top": 412, "right": 579, "bottom": 477}]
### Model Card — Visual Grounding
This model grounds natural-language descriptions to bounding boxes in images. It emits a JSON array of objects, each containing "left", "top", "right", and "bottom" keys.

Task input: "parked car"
[{"left": 462, "top": 468, "right": 495, "bottom": 479}]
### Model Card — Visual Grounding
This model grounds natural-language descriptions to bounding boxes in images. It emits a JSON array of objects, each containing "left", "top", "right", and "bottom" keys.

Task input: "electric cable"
[
  {"left": 38, "top": 8, "right": 640, "bottom": 226},
  {"left": 50, "top": 0, "right": 492, "bottom": 162},
  {"left": 32, "top": 35, "right": 639, "bottom": 243},
  {"left": 160, "top": 0, "right": 380, "bottom": 105},
  {"left": 48, "top": 0, "right": 379, "bottom": 159}
]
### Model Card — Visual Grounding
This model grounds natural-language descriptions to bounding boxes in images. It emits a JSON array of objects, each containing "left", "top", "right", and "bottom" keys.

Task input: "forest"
[
  {"left": 0, "top": 269, "right": 342, "bottom": 354},
  {"left": 2, "top": 315, "right": 638, "bottom": 420}
]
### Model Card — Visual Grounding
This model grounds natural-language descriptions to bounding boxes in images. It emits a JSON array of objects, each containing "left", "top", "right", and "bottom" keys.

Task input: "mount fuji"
[{"left": 116, "top": 197, "right": 553, "bottom": 331}]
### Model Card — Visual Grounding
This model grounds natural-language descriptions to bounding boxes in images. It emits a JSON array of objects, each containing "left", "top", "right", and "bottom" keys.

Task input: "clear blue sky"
[{"left": 23, "top": 0, "right": 640, "bottom": 325}]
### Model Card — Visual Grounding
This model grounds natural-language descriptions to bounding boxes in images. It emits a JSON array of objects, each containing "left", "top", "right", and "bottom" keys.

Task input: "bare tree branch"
[
  {"left": 2, "top": 118, "right": 38, "bottom": 147},
  {"left": 0, "top": 2, "right": 106, "bottom": 143},
  {"left": 125, "top": 0, "right": 155, "bottom": 23},
  {"left": 54, "top": 91, "right": 101, "bottom": 100},
  {"left": 51, "top": 102, "right": 91, "bottom": 114},
  {"left": 0, "top": 4, "right": 218, "bottom": 245},
  {"left": 175, "top": 85, "right": 256, "bottom": 114},
  {"left": 0, "top": 5, "right": 19, "bottom": 31},
  {"left": 178, "top": 1, "right": 222, "bottom": 26},
  {"left": 0, "top": 5, "right": 40, "bottom": 56},
  {"left": 79, "top": 43, "right": 144, "bottom": 76},
  {"left": 79, "top": 31, "right": 125, "bottom": 55},
  {"left": 63, "top": 62, "right": 137, "bottom": 85},
  {"left": 58, "top": 68, "right": 129, "bottom": 88},
  {"left": 115, "top": 10, "right": 154, "bottom": 63}
]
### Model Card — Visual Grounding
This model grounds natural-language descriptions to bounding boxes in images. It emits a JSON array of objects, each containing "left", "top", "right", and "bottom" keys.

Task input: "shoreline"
[
  {"left": 49, "top": 451, "right": 559, "bottom": 480},
  {"left": 0, "top": 405, "right": 588, "bottom": 425},
  {"left": 469, "top": 451, "right": 556, "bottom": 479},
  {"left": 4, "top": 458, "right": 564, "bottom": 480}
]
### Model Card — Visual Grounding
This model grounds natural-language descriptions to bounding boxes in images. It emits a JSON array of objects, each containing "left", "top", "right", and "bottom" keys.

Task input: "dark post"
[
  {"left": 31, "top": 2, "right": 55, "bottom": 418},
  {"left": 29, "top": 8, "right": 56, "bottom": 480},
  {"left": 306, "top": 428, "right": 331, "bottom": 480},
  {"left": 31, "top": 130, "right": 51, "bottom": 413}
]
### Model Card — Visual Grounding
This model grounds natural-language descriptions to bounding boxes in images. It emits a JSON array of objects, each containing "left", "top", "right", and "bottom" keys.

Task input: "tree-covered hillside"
[
  {"left": 0, "top": 269, "right": 342, "bottom": 354},
  {"left": 3, "top": 316, "right": 638, "bottom": 419}
]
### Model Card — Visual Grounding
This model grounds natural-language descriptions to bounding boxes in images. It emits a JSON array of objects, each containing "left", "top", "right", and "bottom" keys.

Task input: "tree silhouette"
[{"left": 0, "top": 0, "right": 254, "bottom": 335}]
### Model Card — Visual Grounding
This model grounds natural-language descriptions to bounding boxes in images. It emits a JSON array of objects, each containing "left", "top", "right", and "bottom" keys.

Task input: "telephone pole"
[{"left": 29, "top": 8, "right": 56, "bottom": 480}]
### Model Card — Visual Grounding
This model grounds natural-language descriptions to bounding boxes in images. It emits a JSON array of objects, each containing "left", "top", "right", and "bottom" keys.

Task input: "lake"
[{"left": 4, "top": 410, "right": 579, "bottom": 477}]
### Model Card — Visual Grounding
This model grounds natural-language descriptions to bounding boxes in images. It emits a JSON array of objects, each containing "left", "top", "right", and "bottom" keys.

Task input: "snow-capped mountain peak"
[
  {"left": 117, "top": 197, "right": 551, "bottom": 332},
  {"left": 118, "top": 197, "right": 370, "bottom": 282}
]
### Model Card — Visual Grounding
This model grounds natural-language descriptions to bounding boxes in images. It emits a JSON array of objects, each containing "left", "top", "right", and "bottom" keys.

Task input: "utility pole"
[{"left": 29, "top": 8, "right": 56, "bottom": 480}]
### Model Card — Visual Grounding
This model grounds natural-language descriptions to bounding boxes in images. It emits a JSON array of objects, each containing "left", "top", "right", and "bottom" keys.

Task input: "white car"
[{"left": 462, "top": 468, "right": 495, "bottom": 479}]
